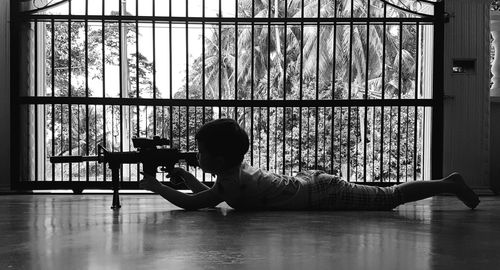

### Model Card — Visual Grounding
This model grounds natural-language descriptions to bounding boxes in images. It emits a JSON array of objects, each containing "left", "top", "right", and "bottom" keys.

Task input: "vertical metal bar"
[
  {"left": 169, "top": 0, "right": 173, "bottom": 149},
  {"left": 364, "top": 0, "right": 370, "bottom": 182},
  {"left": 266, "top": 1, "right": 270, "bottom": 171},
  {"left": 77, "top": 104, "right": 81, "bottom": 182},
  {"left": 339, "top": 107, "right": 342, "bottom": 176},
  {"left": 235, "top": 0, "right": 238, "bottom": 100},
  {"left": 298, "top": 0, "right": 303, "bottom": 172},
  {"left": 290, "top": 108, "right": 294, "bottom": 175},
  {"left": 152, "top": 0, "right": 157, "bottom": 134},
  {"left": 44, "top": 104, "right": 47, "bottom": 182},
  {"left": 131, "top": 105, "right": 134, "bottom": 178},
  {"left": 34, "top": 21, "right": 37, "bottom": 97},
  {"left": 202, "top": 0, "right": 206, "bottom": 100},
  {"left": 135, "top": 0, "right": 140, "bottom": 151},
  {"left": 186, "top": 0, "right": 190, "bottom": 151},
  {"left": 432, "top": 1, "right": 445, "bottom": 180},
  {"left": 314, "top": 0, "right": 320, "bottom": 169},
  {"left": 68, "top": 1, "right": 73, "bottom": 182},
  {"left": 202, "top": 0, "right": 206, "bottom": 167},
  {"left": 282, "top": 107, "right": 286, "bottom": 175},
  {"left": 186, "top": 0, "right": 189, "bottom": 100},
  {"left": 250, "top": 0, "right": 255, "bottom": 165},
  {"left": 330, "top": 106, "right": 334, "bottom": 174},
  {"left": 315, "top": 106, "right": 318, "bottom": 170},
  {"left": 380, "top": 3, "right": 387, "bottom": 182},
  {"left": 316, "top": 0, "right": 320, "bottom": 101},
  {"left": 355, "top": 107, "right": 360, "bottom": 180},
  {"left": 331, "top": 1, "right": 337, "bottom": 174},
  {"left": 118, "top": 0, "right": 124, "bottom": 185},
  {"left": 414, "top": 23, "right": 419, "bottom": 181},
  {"left": 323, "top": 107, "right": 327, "bottom": 171},
  {"left": 61, "top": 105, "right": 64, "bottom": 181},
  {"left": 51, "top": 19, "right": 55, "bottom": 182},
  {"left": 218, "top": 0, "right": 222, "bottom": 101},
  {"left": 275, "top": 109, "right": 278, "bottom": 172},
  {"left": 94, "top": 105, "right": 98, "bottom": 181},
  {"left": 332, "top": 0, "right": 337, "bottom": 100},
  {"left": 85, "top": 0, "right": 90, "bottom": 182},
  {"left": 306, "top": 107, "right": 310, "bottom": 169},
  {"left": 10, "top": 0, "right": 20, "bottom": 187},
  {"left": 102, "top": 1, "right": 107, "bottom": 181},
  {"left": 284, "top": 0, "right": 288, "bottom": 101},
  {"left": 266, "top": 108, "right": 270, "bottom": 171},
  {"left": 381, "top": 2, "right": 387, "bottom": 100},
  {"left": 372, "top": 107, "right": 376, "bottom": 180},
  {"left": 389, "top": 106, "right": 393, "bottom": 181},
  {"left": 34, "top": 21, "right": 38, "bottom": 181},
  {"left": 347, "top": 0, "right": 354, "bottom": 181},
  {"left": 405, "top": 106, "right": 409, "bottom": 182},
  {"left": 169, "top": 0, "right": 173, "bottom": 100},
  {"left": 258, "top": 107, "right": 262, "bottom": 167},
  {"left": 397, "top": 22, "right": 402, "bottom": 182}
]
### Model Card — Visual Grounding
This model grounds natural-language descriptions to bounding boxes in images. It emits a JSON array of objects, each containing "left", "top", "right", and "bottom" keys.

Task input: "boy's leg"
[{"left": 396, "top": 172, "right": 480, "bottom": 209}]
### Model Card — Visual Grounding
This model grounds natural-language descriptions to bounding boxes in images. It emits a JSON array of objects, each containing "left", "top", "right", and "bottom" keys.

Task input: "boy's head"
[{"left": 195, "top": 118, "right": 249, "bottom": 172}]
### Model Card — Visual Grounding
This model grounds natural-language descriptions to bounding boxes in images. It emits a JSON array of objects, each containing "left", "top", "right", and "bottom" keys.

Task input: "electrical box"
[{"left": 452, "top": 59, "right": 476, "bottom": 74}]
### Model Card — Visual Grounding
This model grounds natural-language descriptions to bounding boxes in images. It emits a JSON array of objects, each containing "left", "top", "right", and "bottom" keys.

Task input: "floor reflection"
[{"left": 0, "top": 195, "right": 499, "bottom": 269}]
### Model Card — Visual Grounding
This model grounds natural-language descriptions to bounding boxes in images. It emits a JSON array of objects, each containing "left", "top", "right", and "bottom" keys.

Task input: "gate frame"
[{"left": 9, "top": 0, "right": 447, "bottom": 191}]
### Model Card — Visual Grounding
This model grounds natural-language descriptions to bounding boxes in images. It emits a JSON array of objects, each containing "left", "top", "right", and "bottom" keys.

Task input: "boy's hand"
[
  {"left": 139, "top": 173, "right": 163, "bottom": 192},
  {"left": 166, "top": 167, "right": 188, "bottom": 185}
]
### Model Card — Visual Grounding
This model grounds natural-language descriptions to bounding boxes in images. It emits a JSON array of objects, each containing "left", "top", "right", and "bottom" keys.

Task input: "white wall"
[{"left": 0, "top": 0, "right": 11, "bottom": 191}]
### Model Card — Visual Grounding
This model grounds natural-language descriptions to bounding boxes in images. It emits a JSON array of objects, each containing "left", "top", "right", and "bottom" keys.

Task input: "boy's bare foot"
[{"left": 444, "top": 173, "right": 480, "bottom": 209}]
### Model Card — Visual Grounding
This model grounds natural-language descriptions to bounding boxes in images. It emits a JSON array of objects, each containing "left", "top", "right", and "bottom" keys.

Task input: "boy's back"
[{"left": 210, "top": 163, "right": 309, "bottom": 211}]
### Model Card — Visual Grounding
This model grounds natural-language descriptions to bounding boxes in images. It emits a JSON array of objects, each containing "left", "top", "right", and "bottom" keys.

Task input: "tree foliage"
[{"left": 44, "top": 0, "right": 426, "bottom": 182}]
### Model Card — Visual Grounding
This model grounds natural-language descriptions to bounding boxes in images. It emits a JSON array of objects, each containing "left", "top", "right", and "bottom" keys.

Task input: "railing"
[{"left": 11, "top": 0, "right": 444, "bottom": 191}]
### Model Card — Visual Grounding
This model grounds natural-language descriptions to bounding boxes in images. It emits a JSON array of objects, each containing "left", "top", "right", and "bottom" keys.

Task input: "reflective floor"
[{"left": 0, "top": 194, "right": 499, "bottom": 270}]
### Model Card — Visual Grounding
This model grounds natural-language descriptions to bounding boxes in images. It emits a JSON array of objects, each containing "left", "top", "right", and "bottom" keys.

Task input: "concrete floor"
[{"left": 0, "top": 194, "right": 499, "bottom": 270}]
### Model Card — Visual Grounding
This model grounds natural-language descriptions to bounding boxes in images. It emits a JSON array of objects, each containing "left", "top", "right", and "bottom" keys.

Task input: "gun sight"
[{"left": 132, "top": 136, "right": 170, "bottom": 150}]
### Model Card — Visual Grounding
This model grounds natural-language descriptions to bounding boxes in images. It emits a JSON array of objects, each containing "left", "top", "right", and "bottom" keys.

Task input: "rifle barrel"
[{"left": 50, "top": 156, "right": 100, "bottom": 163}]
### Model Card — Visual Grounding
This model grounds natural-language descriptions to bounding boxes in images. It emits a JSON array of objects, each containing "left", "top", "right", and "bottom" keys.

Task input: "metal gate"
[{"left": 10, "top": 0, "right": 445, "bottom": 192}]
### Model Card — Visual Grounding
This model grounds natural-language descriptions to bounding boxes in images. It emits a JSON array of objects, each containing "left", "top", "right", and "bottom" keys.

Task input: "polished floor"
[{"left": 0, "top": 194, "right": 499, "bottom": 270}]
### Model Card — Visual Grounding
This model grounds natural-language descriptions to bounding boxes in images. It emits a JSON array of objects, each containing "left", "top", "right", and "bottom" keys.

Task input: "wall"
[
  {"left": 0, "top": 0, "right": 10, "bottom": 191},
  {"left": 491, "top": 98, "right": 500, "bottom": 193},
  {"left": 442, "top": 0, "right": 492, "bottom": 191}
]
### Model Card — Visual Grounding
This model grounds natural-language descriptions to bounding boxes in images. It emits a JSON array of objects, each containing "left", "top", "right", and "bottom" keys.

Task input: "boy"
[{"left": 139, "top": 118, "right": 480, "bottom": 211}]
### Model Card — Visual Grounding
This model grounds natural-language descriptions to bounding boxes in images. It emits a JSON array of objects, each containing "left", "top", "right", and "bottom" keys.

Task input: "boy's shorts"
[{"left": 306, "top": 171, "right": 403, "bottom": 211}]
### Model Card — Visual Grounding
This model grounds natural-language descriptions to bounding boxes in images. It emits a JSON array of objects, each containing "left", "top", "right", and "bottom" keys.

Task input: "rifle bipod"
[{"left": 111, "top": 167, "right": 121, "bottom": 210}]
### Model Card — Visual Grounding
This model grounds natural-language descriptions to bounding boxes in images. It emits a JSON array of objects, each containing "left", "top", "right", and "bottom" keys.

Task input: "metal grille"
[{"left": 11, "top": 0, "right": 444, "bottom": 190}]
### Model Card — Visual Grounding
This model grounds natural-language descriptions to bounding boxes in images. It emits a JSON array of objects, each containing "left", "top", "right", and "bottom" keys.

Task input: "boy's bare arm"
[
  {"left": 169, "top": 168, "right": 210, "bottom": 193},
  {"left": 140, "top": 173, "right": 222, "bottom": 210}
]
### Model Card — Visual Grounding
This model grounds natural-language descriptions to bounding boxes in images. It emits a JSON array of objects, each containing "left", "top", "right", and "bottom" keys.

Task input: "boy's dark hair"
[{"left": 195, "top": 118, "right": 249, "bottom": 167}]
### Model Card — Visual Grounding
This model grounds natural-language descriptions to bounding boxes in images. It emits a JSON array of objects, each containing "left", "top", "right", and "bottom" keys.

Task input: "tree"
[
  {"left": 175, "top": 0, "right": 423, "bottom": 181},
  {"left": 46, "top": 17, "right": 158, "bottom": 179}
]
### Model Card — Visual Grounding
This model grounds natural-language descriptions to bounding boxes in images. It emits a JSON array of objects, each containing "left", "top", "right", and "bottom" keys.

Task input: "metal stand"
[{"left": 111, "top": 167, "right": 121, "bottom": 210}]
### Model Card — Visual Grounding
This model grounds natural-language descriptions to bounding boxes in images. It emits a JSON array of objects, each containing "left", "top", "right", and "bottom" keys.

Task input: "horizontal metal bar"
[
  {"left": 12, "top": 180, "right": 397, "bottom": 190},
  {"left": 11, "top": 181, "right": 215, "bottom": 191},
  {"left": 17, "top": 97, "right": 435, "bottom": 107},
  {"left": 17, "top": 14, "right": 436, "bottom": 24}
]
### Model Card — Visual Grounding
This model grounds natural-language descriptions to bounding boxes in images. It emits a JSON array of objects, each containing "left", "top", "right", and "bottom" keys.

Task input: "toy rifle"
[{"left": 49, "top": 136, "right": 198, "bottom": 210}]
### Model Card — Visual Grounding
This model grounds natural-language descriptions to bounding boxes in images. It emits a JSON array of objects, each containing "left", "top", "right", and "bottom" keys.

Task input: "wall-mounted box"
[{"left": 452, "top": 58, "right": 476, "bottom": 74}]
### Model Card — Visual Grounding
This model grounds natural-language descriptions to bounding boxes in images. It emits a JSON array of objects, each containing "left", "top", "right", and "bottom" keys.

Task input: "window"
[{"left": 13, "top": 0, "right": 441, "bottom": 188}]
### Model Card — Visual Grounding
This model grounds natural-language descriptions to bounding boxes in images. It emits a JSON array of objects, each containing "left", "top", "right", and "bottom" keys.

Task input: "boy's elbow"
[{"left": 180, "top": 200, "right": 205, "bottom": 211}]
